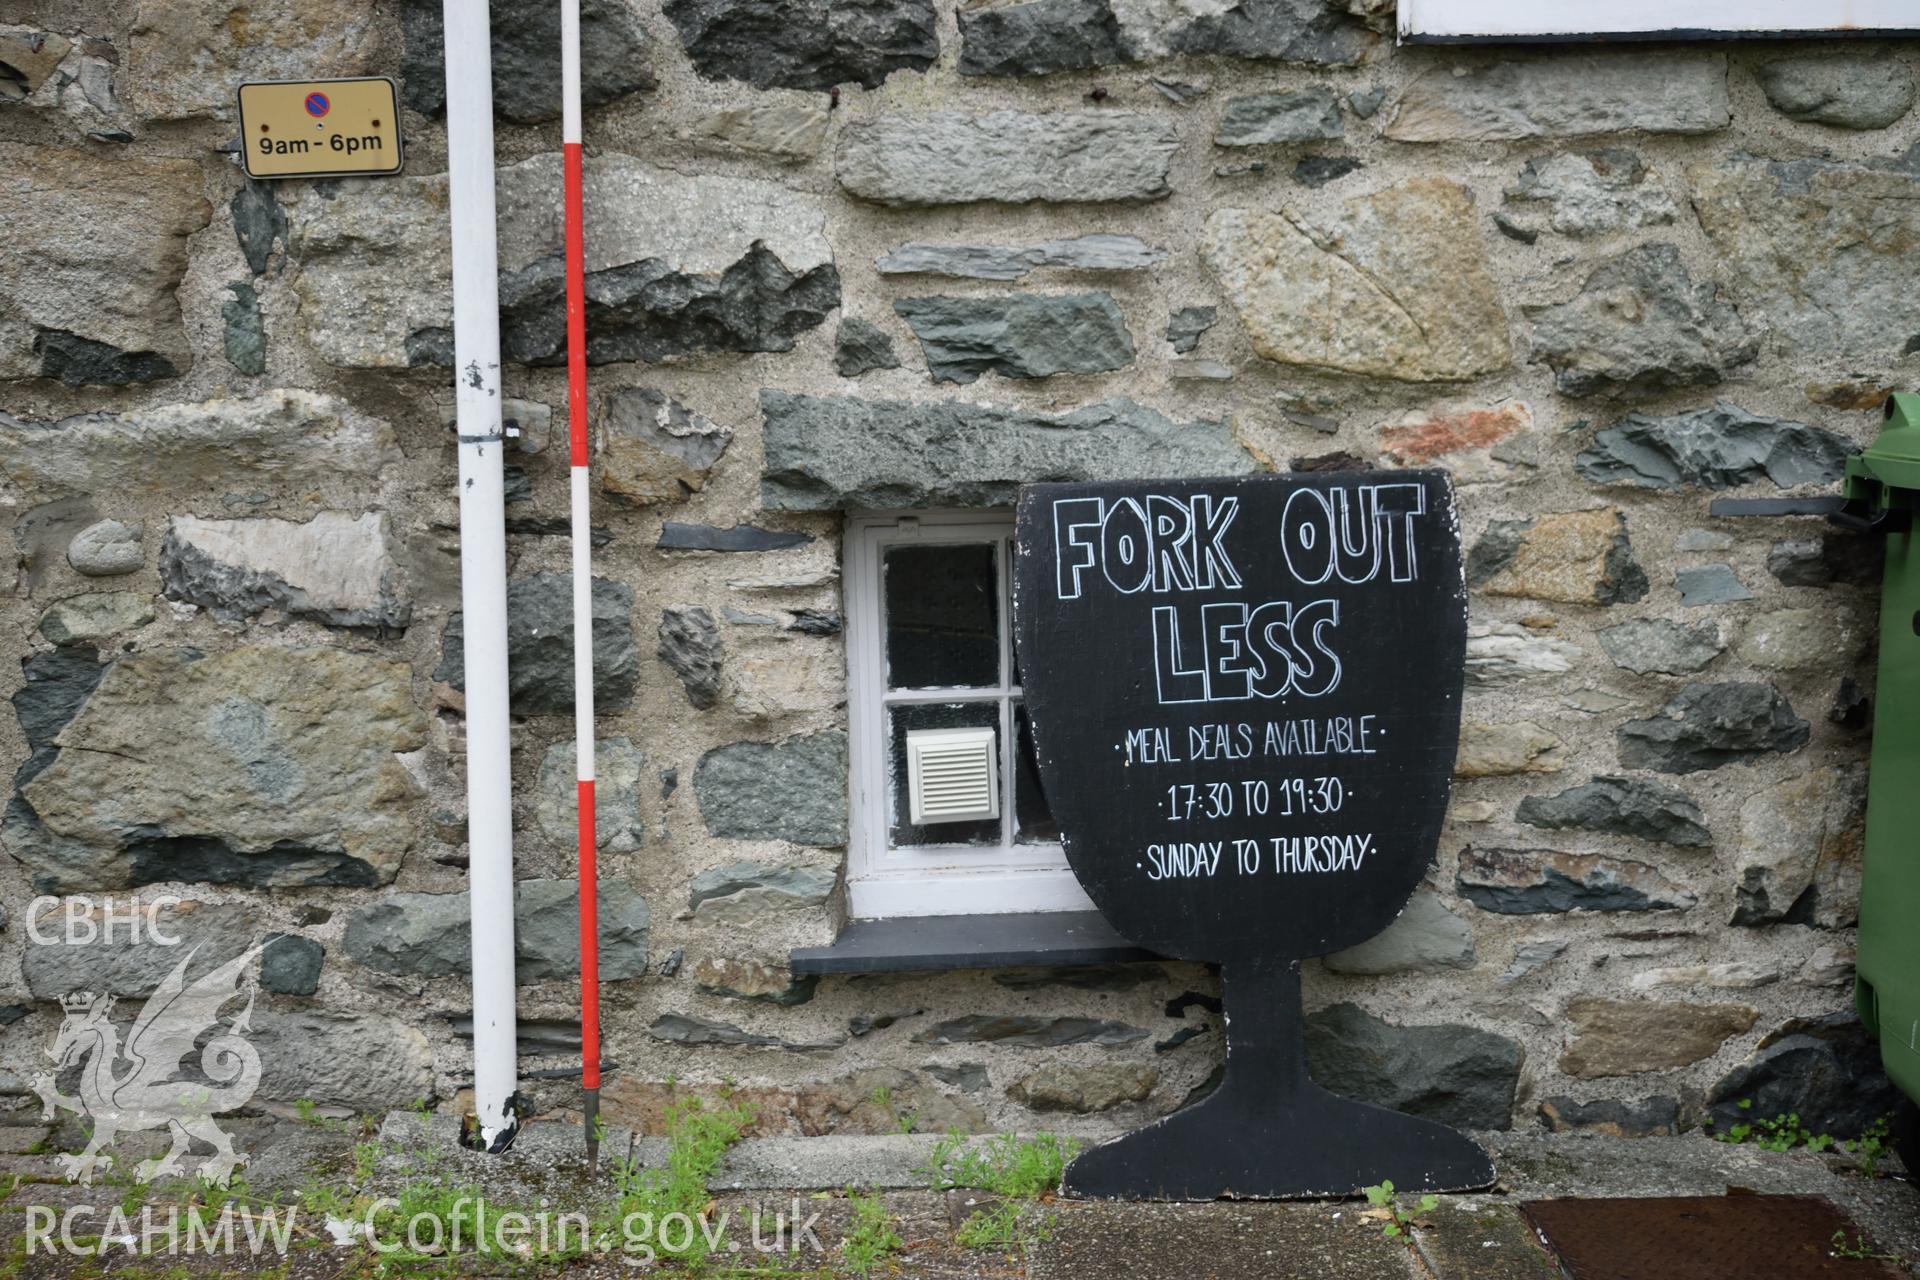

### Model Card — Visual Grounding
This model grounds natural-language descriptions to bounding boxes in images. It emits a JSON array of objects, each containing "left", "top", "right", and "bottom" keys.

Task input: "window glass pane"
[
  {"left": 884, "top": 542, "right": 999, "bottom": 690},
  {"left": 888, "top": 701, "right": 1001, "bottom": 848},
  {"left": 1013, "top": 702, "right": 1059, "bottom": 845},
  {"left": 1008, "top": 544, "right": 1024, "bottom": 688}
]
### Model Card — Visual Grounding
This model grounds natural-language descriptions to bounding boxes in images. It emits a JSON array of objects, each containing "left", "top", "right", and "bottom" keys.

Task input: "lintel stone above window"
[{"left": 759, "top": 392, "right": 1258, "bottom": 511}]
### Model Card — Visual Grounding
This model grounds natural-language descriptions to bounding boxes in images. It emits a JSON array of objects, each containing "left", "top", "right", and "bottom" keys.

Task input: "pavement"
[{"left": 1, "top": 1113, "right": 1915, "bottom": 1278}]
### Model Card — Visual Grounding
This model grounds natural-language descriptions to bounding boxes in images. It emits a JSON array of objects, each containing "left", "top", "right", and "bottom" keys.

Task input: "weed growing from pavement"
[
  {"left": 289, "top": 1098, "right": 355, "bottom": 1133},
  {"left": 952, "top": 1198, "right": 1040, "bottom": 1252},
  {"left": 1831, "top": 1228, "right": 1903, "bottom": 1262},
  {"left": 296, "top": 1168, "right": 352, "bottom": 1223},
  {"left": 1710, "top": 1101, "right": 1834, "bottom": 1152},
  {"left": 14, "top": 1108, "right": 1105, "bottom": 1278},
  {"left": 242, "top": 1099, "right": 774, "bottom": 1275},
  {"left": 186, "top": 1171, "right": 252, "bottom": 1231},
  {"left": 917, "top": 1130, "right": 1080, "bottom": 1256},
  {"left": 868, "top": 1085, "right": 919, "bottom": 1135},
  {"left": 1846, "top": 1117, "right": 1893, "bottom": 1176},
  {"left": 290, "top": 1128, "right": 537, "bottom": 1273},
  {"left": 118, "top": 1175, "right": 146, "bottom": 1216},
  {"left": 352, "top": 1138, "right": 380, "bottom": 1183},
  {"left": 917, "top": 1130, "right": 1077, "bottom": 1199},
  {"left": 374, "top": 1176, "right": 508, "bottom": 1269},
  {"left": 603, "top": 1092, "right": 757, "bottom": 1268},
  {"left": 838, "top": 1189, "right": 903, "bottom": 1276},
  {"left": 1707, "top": 1101, "right": 1895, "bottom": 1174},
  {"left": 1362, "top": 1180, "right": 1437, "bottom": 1241}
]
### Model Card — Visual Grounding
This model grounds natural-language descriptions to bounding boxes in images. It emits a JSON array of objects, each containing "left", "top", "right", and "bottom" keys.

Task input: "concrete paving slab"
[
  {"left": 946, "top": 1187, "right": 1003, "bottom": 1231},
  {"left": 1030, "top": 1199, "right": 1423, "bottom": 1280},
  {"left": 369, "top": 1114, "right": 939, "bottom": 1195},
  {"left": 4, "top": 1180, "right": 106, "bottom": 1214},
  {"left": 0, "top": 1153, "right": 59, "bottom": 1180},
  {"left": 15, "top": 1116, "right": 1889, "bottom": 1280},
  {"left": 373, "top": 1111, "right": 637, "bottom": 1204},
  {"left": 711, "top": 1133, "right": 940, "bottom": 1190},
  {"left": 211, "top": 1116, "right": 359, "bottom": 1194},
  {"left": 0, "top": 1125, "right": 50, "bottom": 1154},
  {"left": 1412, "top": 1200, "right": 1559, "bottom": 1280},
  {"left": 701, "top": 1188, "right": 1022, "bottom": 1279},
  {"left": 1490, "top": 1130, "right": 1857, "bottom": 1197}
]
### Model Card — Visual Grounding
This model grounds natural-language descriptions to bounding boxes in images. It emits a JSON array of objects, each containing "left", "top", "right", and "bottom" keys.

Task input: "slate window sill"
[{"left": 789, "top": 911, "right": 1158, "bottom": 975}]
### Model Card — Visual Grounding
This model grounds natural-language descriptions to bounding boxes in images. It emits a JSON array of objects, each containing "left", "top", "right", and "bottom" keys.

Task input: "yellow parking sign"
[{"left": 236, "top": 77, "right": 404, "bottom": 180}]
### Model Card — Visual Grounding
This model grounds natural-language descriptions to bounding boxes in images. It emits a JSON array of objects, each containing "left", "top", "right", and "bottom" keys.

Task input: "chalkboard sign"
[{"left": 1014, "top": 472, "right": 1494, "bottom": 1200}]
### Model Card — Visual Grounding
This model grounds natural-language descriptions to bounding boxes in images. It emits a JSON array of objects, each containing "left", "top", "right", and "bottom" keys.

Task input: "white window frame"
[
  {"left": 1400, "top": 0, "right": 1920, "bottom": 40},
  {"left": 843, "top": 509, "right": 1094, "bottom": 920}
]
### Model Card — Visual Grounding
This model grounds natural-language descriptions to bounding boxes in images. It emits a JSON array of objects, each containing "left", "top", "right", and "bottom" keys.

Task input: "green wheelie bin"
[{"left": 1846, "top": 390, "right": 1920, "bottom": 1173}]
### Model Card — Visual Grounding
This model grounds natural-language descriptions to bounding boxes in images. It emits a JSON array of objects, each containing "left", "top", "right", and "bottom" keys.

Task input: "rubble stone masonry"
[{"left": 0, "top": 0, "right": 1909, "bottom": 1141}]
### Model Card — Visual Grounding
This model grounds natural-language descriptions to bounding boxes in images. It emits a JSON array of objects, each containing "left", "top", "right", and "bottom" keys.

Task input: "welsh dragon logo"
[{"left": 31, "top": 944, "right": 265, "bottom": 1187}]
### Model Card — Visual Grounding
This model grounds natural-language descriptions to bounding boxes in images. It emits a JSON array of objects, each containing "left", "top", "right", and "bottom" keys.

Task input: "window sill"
[{"left": 789, "top": 911, "right": 1159, "bottom": 975}]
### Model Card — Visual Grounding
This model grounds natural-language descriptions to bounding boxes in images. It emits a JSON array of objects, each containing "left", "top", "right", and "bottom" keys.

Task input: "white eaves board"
[{"left": 1401, "top": 0, "right": 1920, "bottom": 41}]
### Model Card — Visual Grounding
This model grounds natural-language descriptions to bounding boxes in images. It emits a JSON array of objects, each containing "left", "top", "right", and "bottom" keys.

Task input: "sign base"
[{"left": 1062, "top": 962, "right": 1496, "bottom": 1200}]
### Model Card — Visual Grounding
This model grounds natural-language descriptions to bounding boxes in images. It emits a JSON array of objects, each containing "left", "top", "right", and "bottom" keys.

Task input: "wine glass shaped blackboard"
[{"left": 1013, "top": 472, "right": 1492, "bottom": 1200}]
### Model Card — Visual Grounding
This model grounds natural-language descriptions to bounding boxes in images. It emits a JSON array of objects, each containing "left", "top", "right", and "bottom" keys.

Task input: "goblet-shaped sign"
[{"left": 1013, "top": 472, "right": 1492, "bottom": 1199}]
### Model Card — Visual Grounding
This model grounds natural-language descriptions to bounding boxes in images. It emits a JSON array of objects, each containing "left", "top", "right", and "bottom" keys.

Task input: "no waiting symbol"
[{"left": 304, "top": 91, "right": 330, "bottom": 117}]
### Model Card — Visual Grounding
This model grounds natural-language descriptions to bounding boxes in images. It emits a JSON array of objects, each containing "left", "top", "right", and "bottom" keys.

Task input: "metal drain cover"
[{"left": 1523, "top": 1194, "right": 1905, "bottom": 1280}]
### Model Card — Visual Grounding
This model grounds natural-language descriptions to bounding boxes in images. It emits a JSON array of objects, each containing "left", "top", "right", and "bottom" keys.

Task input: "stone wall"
[{"left": 0, "top": 1, "right": 1908, "bottom": 1141}]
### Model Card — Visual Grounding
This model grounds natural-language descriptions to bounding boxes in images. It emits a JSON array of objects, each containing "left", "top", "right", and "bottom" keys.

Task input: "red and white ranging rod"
[{"left": 560, "top": 0, "right": 602, "bottom": 1161}]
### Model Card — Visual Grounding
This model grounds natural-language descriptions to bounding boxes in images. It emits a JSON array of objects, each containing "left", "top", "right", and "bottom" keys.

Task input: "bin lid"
[{"left": 1846, "top": 392, "right": 1920, "bottom": 501}]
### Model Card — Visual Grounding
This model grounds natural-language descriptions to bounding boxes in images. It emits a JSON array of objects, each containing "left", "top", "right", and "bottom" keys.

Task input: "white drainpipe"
[{"left": 443, "top": 0, "right": 519, "bottom": 1151}]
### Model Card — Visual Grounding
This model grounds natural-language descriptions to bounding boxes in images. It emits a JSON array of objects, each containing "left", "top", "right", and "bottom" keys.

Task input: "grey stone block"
[
  {"left": 1617, "top": 682, "right": 1810, "bottom": 774},
  {"left": 837, "top": 111, "right": 1178, "bottom": 206},
  {"left": 437, "top": 573, "right": 637, "bottom": 714},
  {"left": 1305, "top": 1003, "right": 1522, "bottom": 1131},
  {"left": 695, "top": 736, "right": 849, "bottom": 846},
  {"left": 892, "top": 292, "right": 1135, "bottom": 384},
  {"left": 761, "top": 392, "right": 1256, "bottom": 511},
  {"left": 1516, "top": 776, "right": 1711, "bottom": 847}
]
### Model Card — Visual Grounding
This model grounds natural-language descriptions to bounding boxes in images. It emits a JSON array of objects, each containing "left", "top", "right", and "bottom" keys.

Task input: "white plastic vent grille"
[{"left": 906, "top": 727, "right": 999, "bottom": 826}]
